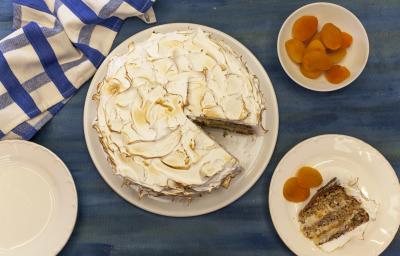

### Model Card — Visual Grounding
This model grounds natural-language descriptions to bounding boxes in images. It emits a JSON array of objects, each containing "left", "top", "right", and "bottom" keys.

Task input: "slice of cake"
[
  {"left": 93, "top": 28, "right": 265, "bottom": 198},
  {"left": 298, "top": 178, "right": 370, "bottom": 251}
]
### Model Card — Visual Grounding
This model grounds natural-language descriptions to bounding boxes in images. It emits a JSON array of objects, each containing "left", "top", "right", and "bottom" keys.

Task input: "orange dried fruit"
[
  {"left": 341, "top": 32, "right": 353, "bottom": 48},
  {"left": 292, "top": 16, "right": 318, "bottom": 42},
  {"left": 321, "top": 23, "right": 343, "bottom": 50},
  {"left": 327, "top": 48, "right": 347, "bottom": 63},
  {"left": 325, "top": 65, "right": 350, "bottom": 84},
  {"left": 283, "top": 177, "right": 310, "bottom": 203},
  {"left": 306, "top": 39, "right": 326, "bottom": 53},
  {"left": 297, "top": 166, "right": 323, "bottom": 188},
  {"left": 305, "top": 32, "right": 321, "bottom": 45},
  {"left": 285, "top": 39, "right": 306, "bottom": 63},
  {"left": 300, "top": 64, "right": 322, "bottom": 79},
  {"left": 302, "top": 50, "right": 333, "bottom": 71},
  {"left": 311, "top": 32, "right": 321, "bottom": 41}
]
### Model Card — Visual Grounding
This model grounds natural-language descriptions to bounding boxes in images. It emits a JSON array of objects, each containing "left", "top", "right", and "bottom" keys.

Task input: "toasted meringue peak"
[
  {"left": 165, "top": 73, "right": 189, "bottom": 104},
  {"left": 93, "top": 28, "right": 264, "bottom": 197},
  {"left": 221, "top": 96, "right": 245, "bottom": 120},
  {"left": 161, "top": 147, "right": 191, "bottom": 170},
  {"left": 126, "top": 129, "right": 181, "bottom": 158},
  {"left": 201, "top": 91, "right": 217, "bottom": 109}
]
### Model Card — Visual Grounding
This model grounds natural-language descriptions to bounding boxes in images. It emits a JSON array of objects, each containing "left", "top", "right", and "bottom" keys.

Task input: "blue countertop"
[{"left": 1, "top": 0, "right": 398, "bottom": 255}]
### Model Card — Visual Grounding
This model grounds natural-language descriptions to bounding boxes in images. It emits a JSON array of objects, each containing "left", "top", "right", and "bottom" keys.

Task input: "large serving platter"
[{"left": 84, "top": 23, "right": 279, "bottom": 217}]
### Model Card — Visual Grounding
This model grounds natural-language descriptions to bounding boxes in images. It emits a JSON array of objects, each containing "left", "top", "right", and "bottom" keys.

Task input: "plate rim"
[
  {"left": 83, "top": 22, "right": 279, "bottom": 217},
  {"left": 276, "top": 2, "right": 370, "bottom": 92},
  {"left": 268, "top": 133, "right": 400, "bottom": 255},
  {"left": 0, "top": 140, "right": 78, "bottom": 255}
]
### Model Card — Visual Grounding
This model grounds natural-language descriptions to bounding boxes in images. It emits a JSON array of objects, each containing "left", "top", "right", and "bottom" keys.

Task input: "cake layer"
[{"left": 190, "top": 116, "right": 256, "bottom": 135}]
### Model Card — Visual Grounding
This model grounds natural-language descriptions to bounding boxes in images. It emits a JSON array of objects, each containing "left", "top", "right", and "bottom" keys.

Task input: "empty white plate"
[
  {"left": 269, "top": 134, "right": 400, "bottom": 256},
  {"left": 0, "top": 140, "right": 77, "bottom": 256}
]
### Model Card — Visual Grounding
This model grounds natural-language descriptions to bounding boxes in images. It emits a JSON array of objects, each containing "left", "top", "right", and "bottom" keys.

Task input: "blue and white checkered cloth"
[{"left": 0, "top": 0, "right": 156, "bottom": 140}]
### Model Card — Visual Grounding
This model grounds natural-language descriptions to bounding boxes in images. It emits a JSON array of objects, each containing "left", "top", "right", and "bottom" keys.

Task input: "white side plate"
[
  {"left": 83, "top": 23, "right": 279, "bottom": 217},
  {"left": 0, "top": 140, "right": 77, "bottom": 256},
  {"left": 269, "top": 134, "right": 400, "bottom": 256}
]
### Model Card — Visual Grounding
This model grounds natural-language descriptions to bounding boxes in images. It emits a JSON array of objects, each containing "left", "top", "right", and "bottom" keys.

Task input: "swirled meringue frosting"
[{"left": 93, "top": 28, "right": 264, "bottom": 197}]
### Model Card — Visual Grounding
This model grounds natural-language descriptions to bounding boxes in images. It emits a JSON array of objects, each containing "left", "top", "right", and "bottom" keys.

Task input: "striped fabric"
[{"left": 0, "top": 0, "right": 156, "bottom": 140}]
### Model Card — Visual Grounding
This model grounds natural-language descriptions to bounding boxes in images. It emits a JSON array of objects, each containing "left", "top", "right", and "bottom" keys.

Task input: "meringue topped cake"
[
  {"left": 93, "top": 28, "right": 264, "bottom": 197},
  {"left": 298, "top": 178, "right": 373, "bottom": 252}
]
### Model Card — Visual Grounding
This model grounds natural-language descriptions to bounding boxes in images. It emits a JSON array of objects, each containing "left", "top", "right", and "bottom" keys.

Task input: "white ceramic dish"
[
  {"left": 269, "top": 134, "right": 400, "bottom": 256},
  {"left": 277, "top": 2, "right": 369, "bottom": 92},
  {"left": 0, "top": 140, "right": 77, "bottom": 256},
  {"left": 83, "top": 23, "right": 279, "bottom": 217}
]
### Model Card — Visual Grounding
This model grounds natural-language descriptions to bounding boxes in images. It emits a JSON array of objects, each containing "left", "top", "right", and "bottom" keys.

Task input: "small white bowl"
[{"left": 277, "top": 2, "right": 369, "bottom": 92}]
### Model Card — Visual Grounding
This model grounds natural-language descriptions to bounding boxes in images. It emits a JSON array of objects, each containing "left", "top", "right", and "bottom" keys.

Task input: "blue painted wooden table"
[{"left": 1, "top": 0, "right": 399, "bottom": 255}]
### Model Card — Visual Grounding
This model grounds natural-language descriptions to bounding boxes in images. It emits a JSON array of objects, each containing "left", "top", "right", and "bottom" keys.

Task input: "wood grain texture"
[{"left": 1, "top": 0, "right": 399, "bottom": 255}]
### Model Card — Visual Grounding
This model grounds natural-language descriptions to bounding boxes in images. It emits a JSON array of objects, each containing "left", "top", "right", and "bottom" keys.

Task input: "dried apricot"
[
  {"left": 297, "top": 166, "right": 323, "bottom": 188},
  {"left": 306, "top": 40, "right": 326, "bottom": 53},
  {"left": 341, "top": 32, "right": 353, "bottom": 48},
  {"left": 321, "top": 23, "right": 343, "bottom": 50},
  {"left": 285, "top": 39, "right": 306, "bottom": 63},
  {"left": 325, "top": 65, "right": 350, "bottom": 84},
  {"left": 305, "top": 32, "right": 321, "bottom": 45},
  {"left": 283, "top": 177, "right": 310, "bottom": 202},
  {"left": 302, "top": 50, "right": 332, "bottom": 71},
  {"left": 300, "top": 64, "right": 322, "bottom": 79},
  {"left": 311, "top": 32, "right": 321, "bottom": 42},
  {"left": 292, "top": 16, "right": 318, "bottom": 42},
  {"left": 327, "top": 48, "right": 347, "bottom": 63}
]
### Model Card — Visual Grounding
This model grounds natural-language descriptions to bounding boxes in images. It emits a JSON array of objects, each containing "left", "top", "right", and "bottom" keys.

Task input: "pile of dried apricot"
[
  {"left": 283, "top": 166, "right": 323, "bottom": 203},
  {"left": 285, "top": 16, "right": 353, "bottom": 84}
]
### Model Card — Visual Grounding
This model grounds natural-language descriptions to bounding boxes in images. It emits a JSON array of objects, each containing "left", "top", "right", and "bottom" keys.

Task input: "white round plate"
[
  {"left": 269, "top": 134, "right": 400, "bottom": 256},
  {"left": 277, "top": 2, "right": 369, "bottom": 92},
  {"left": 84, "top": 23, "right": 279, "bottom": 217},
  {"left": 0, "top": 140, "right": 77, "bottom": 256}
]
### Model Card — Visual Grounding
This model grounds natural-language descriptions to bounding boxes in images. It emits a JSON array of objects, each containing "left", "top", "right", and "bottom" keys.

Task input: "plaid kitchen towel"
[{"left": 0, "top": 0, "right": 156, "bottom": 140}]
